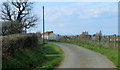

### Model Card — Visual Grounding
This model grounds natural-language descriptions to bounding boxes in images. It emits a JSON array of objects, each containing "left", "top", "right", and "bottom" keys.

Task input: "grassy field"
[
  {"left": 47, "top": 40, "right": 118, "bottom": 68},
  {"left": 2, "top": 42, "right": 64, "bottom": 70}
]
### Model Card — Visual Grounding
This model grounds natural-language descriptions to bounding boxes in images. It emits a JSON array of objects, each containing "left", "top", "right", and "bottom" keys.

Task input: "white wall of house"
[
  {"left": 45, "top": 35, "right": 49, "bottom": 39},
  {"left": 42, "top": 33, "right": 58, "bottom": 40},
  {"left": 42, "top": 35, "right": 48, "bottom": 39},
  {"left": 91, "top": 36, "right": 95, "bottom": 40},
  {"left": 48, "top": 33, "right": 57, "bottom": 40}
]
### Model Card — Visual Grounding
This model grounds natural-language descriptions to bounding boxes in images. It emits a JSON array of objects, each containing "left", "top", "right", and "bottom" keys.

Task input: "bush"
[
  {"left": 1, "top": 21, "right": 24, "bottom": 36},
  {"left": 2, "top": 33, "right": 39, "bottom": 58}
]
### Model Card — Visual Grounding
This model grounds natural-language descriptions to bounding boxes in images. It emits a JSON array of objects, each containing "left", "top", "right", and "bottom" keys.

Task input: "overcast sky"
[{"left": 27, "top": 2, "right": 118, "bottom": 35}]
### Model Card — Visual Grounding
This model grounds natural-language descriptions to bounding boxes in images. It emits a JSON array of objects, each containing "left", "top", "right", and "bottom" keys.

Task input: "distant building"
[
  {"left": 42, "top": 31, "right": 58, "bottom": 40},
  {"left": 80, "top": 31, "right": 89, "bottom": 39},
  {"left": 91, "top": 36, "right": 96, "bottom": 40}
]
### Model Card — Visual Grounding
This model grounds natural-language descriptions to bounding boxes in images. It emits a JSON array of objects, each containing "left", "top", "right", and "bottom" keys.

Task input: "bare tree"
[{"left": 0, "top": 0, "right": 38, "bottom": 33}]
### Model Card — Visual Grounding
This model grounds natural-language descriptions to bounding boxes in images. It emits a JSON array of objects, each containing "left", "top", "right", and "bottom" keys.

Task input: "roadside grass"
[
  {"left": 2, "top": 42, "right": 64, "bottom": 70},
  {"left": 2, "top": 44, "right": 45, "bottom": 69},
  {"left": 71, "top": 42, "right": 118, "bottom": 68},
  {"left": 42, "top": 43, "right": 63, "bottom": 54},
  {"left": 47, "top": 40, "right": 118, "bottom": 68},
  {"left": 36, "top": 43, "right": 64, "bottom": 69}
]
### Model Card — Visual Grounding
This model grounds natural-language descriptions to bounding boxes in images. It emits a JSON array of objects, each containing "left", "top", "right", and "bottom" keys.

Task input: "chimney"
[{"left": 51, "top": 31, "right": 53, "bottom": 33}]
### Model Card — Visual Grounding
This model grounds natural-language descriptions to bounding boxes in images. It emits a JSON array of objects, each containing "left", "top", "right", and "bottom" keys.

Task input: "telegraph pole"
[{"left": 43, "top": 6, "right": 45, "bottom": 43}]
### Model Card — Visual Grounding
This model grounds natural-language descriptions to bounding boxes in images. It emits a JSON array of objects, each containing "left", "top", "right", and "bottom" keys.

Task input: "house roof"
[{"left": 42, "top": 31, "right": 53, "bottom": 35}]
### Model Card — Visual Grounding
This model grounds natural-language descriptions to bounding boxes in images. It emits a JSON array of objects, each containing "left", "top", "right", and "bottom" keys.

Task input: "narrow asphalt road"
[{"left": 48, "top": 42, "right": 116, "bottom": 68}]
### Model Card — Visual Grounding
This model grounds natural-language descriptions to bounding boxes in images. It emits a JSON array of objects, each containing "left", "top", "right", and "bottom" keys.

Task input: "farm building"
[{"left": 42, "top": 31, "right": 58, "bottom": 40}]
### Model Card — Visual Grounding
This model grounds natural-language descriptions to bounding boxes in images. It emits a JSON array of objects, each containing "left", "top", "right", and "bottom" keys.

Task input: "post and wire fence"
[{"left": 57, "top": 34, "right": 119, "bottom": 49}]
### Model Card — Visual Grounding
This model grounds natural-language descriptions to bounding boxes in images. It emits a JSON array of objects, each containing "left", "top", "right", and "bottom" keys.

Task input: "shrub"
[
  {"left": 1, "top": 21, "right": 24, "bottom": 36},
  {"left": 2, "top": 33, "right": 39, "bottom": 58}
]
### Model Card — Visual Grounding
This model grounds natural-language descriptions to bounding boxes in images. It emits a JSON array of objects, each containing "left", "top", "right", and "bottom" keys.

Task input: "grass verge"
[
  {"left": 71, "top": 42, "right": 118, "bottom": 68},
  {"left": 35, "top": 43, "right": 64, "bottom": 70},
  {"left": 2, "top": 42, "right": 64, "bottom": 70},
  {"left": 48, "top": 40, "right": 118, "bottom": 68}
]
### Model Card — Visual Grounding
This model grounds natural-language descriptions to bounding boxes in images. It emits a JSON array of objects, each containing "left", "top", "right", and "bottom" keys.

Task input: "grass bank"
[
  {"left": 2, "top": 42, "right": 64, "bottom": 70},
  {"left": 47, "top": 40, "right": 118, "bottom": 68},
  {"left": 70, "top": 42, "right": 118, "bottom": 68},
  {"left": 35, "top": 43, "right": 64, "bottom": 69}
]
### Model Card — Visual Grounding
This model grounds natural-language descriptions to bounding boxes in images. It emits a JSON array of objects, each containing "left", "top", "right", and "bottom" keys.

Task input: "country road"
[{"left": 48, "top": 42, "right": 116, "bottom": 68}]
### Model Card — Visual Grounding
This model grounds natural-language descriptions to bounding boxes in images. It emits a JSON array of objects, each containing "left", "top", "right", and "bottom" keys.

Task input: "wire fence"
[{"left": 57, "top": 35, "right": 119, "bottom": 49}]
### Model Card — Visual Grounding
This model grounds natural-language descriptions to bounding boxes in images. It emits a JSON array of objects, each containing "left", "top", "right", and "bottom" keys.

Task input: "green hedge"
[{"left": 2, "top": 33, "right": 39, "bottom": 58}]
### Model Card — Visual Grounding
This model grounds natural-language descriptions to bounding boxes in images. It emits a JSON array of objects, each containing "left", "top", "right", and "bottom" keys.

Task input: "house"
[
  {"left": 91, "top": 36, "right": 96, "bottom": 40},
  {"left": 42, "top": 31, "right": 58, "bottom": 40}
]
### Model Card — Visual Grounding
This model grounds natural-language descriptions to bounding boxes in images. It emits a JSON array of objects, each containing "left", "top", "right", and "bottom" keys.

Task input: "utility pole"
[{"left": 43, "top": 6, "right": 45, "bottom": 43}]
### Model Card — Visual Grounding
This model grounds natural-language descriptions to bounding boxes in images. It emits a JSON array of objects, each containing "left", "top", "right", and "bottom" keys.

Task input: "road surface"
[{"left": 48, "top": 42, "right": 116, "bottom": 68}]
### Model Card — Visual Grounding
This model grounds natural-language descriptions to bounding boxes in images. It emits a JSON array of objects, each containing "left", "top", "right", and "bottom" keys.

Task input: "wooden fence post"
[
  {"left": 114, "top": 35, "right": 116, "bottom": 48},
  {"left": 99, "top": 35, "right": 101, "bottom": 45},
  {"left": 94, "top": 36, "right": 96, "bottom": 45},
  {"left": 108, "top": 36, "right": 110, "bottom": 48}
]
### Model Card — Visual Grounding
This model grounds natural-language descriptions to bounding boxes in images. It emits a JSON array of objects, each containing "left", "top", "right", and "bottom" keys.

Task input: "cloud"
[
  {"left": 43, "top": 2, "right": 117, "bottom": 22},
  {"left": 58, "top": 24, "right": 64, "bottom": 27},
  {"left": 31, "top": 2, "right": 118, "bottom": 35},
  {"left": 45, "top": 6, "right": 76, "bottom": 22},
  {"left": 78, "top": 5, "right": 117, "bottom": 19}
]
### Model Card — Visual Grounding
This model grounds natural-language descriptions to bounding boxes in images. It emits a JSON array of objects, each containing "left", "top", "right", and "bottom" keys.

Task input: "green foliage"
[
  {"left": 41, "top": 56, "right": 63, "bottom": 68},
  {"left": 2, "top": 43, "right": 64, "bottom": 70},
  {"left": 2, "top": 21, "right": 24, "bottom": 35},
  {"left": 2, "top": 47, "right": 45, "bottom": 69},
  {"left": 42, "top": 43, "right": 63, "bottom": 54},
  {"left": 35, "top": 43, "right": 64, "bottom": 70},
  {"left": 7, "top": 21, "right": 24, "bottom": 34},
  {"left": 2, "top": 34, "right": 38, "bottom": 58}
]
